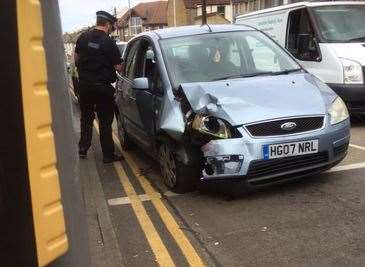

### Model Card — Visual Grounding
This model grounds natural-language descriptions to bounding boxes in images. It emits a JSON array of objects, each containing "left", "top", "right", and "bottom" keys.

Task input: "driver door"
[
  {"left": 129, "top": 39, "right": 165, "bottom": 151},
  {"left": 116, "top": 39, "right": 141, "bottom": 142}
]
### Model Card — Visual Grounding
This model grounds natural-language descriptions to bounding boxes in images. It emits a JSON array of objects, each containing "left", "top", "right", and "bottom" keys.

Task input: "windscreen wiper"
[
  {"left": 271, "top": 68, "right": 302, "bottom": 75},
  {"left": 212, "top": 69, "right": 302, "bottom": 81},
  {"left": 347, "top": 36, "right": 365, "bottom": 42},
  {"left": 212, "top": 74, "right": 246, "bottom": 81},
  {"left": 213, "top": 72, "right": 277, "bottom": 81},
  {"left": 242, "top": 69, "right": 302, "bottom": 77}
]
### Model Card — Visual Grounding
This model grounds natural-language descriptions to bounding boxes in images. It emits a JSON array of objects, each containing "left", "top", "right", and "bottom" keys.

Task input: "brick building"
[{"left": 167, "top": 0, "right": 296, "bottom": 27}]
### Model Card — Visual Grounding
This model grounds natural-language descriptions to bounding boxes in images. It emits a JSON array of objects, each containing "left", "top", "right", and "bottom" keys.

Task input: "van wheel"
[
  {"left": 117, "top": 116, "right": 132, "bottom": 151},
  {"left": 159, "top": 142, "right": 197, "bottom": 193}
]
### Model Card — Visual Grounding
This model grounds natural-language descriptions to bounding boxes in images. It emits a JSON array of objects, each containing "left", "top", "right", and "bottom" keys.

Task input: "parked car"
[
  {"left": 236, "top": 1, "right": 365, "bottom": 115},
  {"left": 115, "top": 25, "right": 350, "bottom": 193}
]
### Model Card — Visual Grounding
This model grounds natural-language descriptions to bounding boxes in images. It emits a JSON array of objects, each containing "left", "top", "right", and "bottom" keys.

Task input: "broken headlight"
[{"left": 192, "top": 115, "right": 232, "bottom": 139}]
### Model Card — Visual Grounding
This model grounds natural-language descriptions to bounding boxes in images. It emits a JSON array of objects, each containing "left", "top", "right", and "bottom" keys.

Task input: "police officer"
[{"left": 74, "top": 11, "right": 123, "bottom": 163}]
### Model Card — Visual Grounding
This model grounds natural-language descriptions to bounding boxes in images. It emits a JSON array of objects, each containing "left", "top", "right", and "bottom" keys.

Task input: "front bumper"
[
  {"left": 200, "top": 117, "right": 350, "bottom": 186},
  {"left": 328, "top": 83, "right": 365, "bottom": 114}
]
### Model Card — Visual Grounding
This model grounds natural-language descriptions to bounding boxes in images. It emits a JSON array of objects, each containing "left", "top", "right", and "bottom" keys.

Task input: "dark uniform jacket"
[{"left": 75, "top": 29, "right": 121, "bottom": 84}]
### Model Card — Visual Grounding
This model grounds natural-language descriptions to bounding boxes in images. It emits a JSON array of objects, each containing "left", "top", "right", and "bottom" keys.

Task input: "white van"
[{"left": 236, "top": 1, "right": 365, "bottom": 114}]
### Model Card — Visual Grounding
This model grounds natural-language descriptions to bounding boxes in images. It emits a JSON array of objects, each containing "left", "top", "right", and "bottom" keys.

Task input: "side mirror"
[
  {"left": 297, "top": 33, "right": 311, "bottom": 55},
  {"left": 132, "top": 77, "right": 150, "bottom": 91}
]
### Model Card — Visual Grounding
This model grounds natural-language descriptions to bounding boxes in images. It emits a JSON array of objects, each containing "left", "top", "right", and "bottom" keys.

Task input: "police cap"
[{"left": 96, "top": 11, "right": 117, "bottom": 23}]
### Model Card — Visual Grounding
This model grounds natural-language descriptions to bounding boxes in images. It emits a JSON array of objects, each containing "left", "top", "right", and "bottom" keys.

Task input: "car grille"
[
  {"left": 334, "top": 142, "right": 349, "bottom": 157},
  {"left": 245, "top": 117, "right": 324, "bottom": 137},
  {"left": 247, "top": 152, "right": 329, "bottom": 180}
]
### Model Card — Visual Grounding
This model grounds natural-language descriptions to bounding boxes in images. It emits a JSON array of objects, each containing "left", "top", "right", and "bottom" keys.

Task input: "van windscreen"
[{"left": 312, "top": 5, "right": 365, "bottom": 43}]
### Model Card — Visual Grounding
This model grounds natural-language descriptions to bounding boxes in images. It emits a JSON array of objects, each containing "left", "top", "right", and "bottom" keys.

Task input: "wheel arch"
[{"left": 155, "top": 130, "right": 202, "bottom": 166}]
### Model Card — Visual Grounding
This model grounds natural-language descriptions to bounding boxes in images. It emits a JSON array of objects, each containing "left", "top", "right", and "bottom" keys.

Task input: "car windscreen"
[
  {"left": 160, "top": 31, "right": 300, "bottom": 88},
  {"left": 311, "top": 5, "right": 365, "bottom": 43}
]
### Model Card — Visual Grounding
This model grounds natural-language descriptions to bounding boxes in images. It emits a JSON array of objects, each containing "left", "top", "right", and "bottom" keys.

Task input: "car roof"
[{"left": 142, "top": 24, "right": 255, "bottom": 39}]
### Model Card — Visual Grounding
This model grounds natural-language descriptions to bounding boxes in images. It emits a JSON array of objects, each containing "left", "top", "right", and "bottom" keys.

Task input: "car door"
[
  {"left": 286, "top": 8, "right": 328, "bottom": 79},
  {"left": 131, "top": 38, "right": 165, "bottom": 151},
  {"left": 116, "top": 39, "right": 141, "bottom": 141}
]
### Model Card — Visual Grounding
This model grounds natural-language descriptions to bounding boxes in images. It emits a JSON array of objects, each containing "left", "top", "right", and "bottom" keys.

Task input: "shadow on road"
[
  {"left": 350, "top": 114, "right": 365, "bottom": 126},
  {"left": 197, "top": 172, "right": 335, "bottom": 201}
]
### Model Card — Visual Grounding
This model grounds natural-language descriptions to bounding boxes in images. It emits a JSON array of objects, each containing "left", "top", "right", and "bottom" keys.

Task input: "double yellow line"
[{"left": 94, "top": 122, "right": 205, "bottom": 267}]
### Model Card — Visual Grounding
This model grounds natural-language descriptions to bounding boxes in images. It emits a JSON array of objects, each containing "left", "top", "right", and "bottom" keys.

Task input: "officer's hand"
[{"left": 114, "top": 63, "right": 124, "bottom": 74}]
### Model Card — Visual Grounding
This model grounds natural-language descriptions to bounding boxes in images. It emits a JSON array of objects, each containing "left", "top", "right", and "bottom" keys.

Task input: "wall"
[
  {"left": 194, "top": 13, "right": 230, "bottom": 25},
  {"left": 167, "top": 0, "right": 188, "bottom": 26}
]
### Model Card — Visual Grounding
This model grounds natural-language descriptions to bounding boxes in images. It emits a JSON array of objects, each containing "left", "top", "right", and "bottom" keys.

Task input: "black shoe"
[
  {"left": 103, "top": 154, "right": 123, "bottom": 164},
  {"left": 79, "top": 149, "right": 87, "bottom": 159}
]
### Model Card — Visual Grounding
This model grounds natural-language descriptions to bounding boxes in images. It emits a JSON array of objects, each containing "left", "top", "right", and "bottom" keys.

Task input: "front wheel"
[{"left": 159, "top": 142, "right": 198, "bottom": 193}]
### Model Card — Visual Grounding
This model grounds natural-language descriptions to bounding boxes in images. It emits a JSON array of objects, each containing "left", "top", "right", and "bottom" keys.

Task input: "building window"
[
  {"left": 124, "top": 28, "right": 129, "bottom": 37},
  {"left": 130, "top": 17, "right": 142, "bottom": 35},
  {"left": 197, "top": 6, "right": 202, "bottom": 16},
  {"left": 217, "top": 5, "right": 225, "bottom": 17}
]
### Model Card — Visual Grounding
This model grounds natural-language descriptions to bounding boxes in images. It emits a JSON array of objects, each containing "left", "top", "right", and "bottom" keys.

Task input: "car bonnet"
[{"left": 178, "top": 73, "right": 331, "bottom": 126}]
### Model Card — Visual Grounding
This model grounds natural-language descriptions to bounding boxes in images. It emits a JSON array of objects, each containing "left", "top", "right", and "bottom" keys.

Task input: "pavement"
[{"left": 73, "top": 99, "right": 365, "bottom": 267}]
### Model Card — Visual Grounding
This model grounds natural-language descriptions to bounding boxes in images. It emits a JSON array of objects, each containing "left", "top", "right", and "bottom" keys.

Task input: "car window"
[
  {"left": 140, "top": 43, "right": 164, "bottom": 95},
  {"left": 228, "top": 42, "right": 241, "bottom": 68},
  {"left": 125, "top": 41, "right": 139, "bottom": 80},
  {"left": 246, "top": 36, "right": 280, "bottom": 72},
  {"left": 160, "top": 31, "right": 300, "bottom": 88},
  {"left": 172, "top": 46, "right": 190, "bottom": 60}
]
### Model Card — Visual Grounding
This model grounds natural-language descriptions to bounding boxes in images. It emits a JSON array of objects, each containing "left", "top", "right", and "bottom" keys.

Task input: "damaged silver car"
[{"left": 115, "top": 25, "right": 350, "bottom": 193}]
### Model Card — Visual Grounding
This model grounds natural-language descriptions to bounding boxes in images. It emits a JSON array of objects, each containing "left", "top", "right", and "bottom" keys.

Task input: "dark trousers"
[
  {"left": 71, "top": 76, "right": 80, "bottom": 98},
  {"left": 78, "top": 81, "right": 115, "bottom": 158}
]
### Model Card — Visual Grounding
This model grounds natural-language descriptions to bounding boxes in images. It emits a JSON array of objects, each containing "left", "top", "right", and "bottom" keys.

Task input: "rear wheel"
[
  {"left": 117, "top": 116, "right": 133, "bottom": 151},
  {"left": 159, "top": 142, "right": 198, "bottom": 193}
]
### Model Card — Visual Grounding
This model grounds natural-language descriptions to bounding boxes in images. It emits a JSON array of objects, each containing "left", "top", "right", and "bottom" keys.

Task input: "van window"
[
  {"left": 287, "top": 8, "right": 320, "bottom": 61},
  {"left": 311, "top": 5, "right": 365, "bottom": 43}
]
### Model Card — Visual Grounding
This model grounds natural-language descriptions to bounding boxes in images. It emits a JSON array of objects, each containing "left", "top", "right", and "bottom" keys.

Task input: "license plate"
[{"left": 263, "top": 140, "right": 319, "bottom": 160}]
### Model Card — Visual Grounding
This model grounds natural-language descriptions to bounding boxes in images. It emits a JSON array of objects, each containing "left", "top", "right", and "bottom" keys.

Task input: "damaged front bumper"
[{"left": 200, "top": 117, "right": 350, "bottom": 187}]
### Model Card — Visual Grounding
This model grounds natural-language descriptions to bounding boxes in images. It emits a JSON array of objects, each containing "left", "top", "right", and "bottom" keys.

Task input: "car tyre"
[
  {"left": 159, "top": 142, "right": 198, "bottom": 193},
  {"left": 117, "top": 116, "right": 133, "bottom": 151}
]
